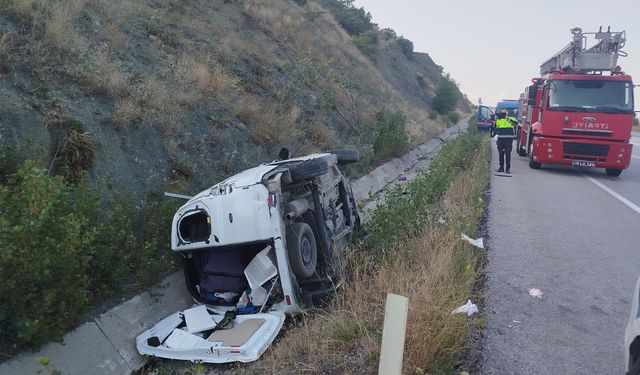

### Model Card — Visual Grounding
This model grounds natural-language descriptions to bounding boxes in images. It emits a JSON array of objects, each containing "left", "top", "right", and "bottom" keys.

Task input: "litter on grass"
[
  {"left": 528, "top": 288, "right": 543, "bottom": 299},
  {"left": 461, "top": 233, "right": 484, "bottom": 249},
  {"left": 451, "top": 300, "right": 478, "bottom": 316}
]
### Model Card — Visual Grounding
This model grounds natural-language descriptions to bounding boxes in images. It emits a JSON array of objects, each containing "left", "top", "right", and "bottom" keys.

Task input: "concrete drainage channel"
[{"left": 0, "top": 117, "right": 470, "bottom": 375}]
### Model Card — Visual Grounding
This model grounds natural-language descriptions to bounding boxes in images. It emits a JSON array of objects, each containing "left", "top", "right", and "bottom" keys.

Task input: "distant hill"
[{"left": 0, "top": 0, "right": 471, "bottom": 195}]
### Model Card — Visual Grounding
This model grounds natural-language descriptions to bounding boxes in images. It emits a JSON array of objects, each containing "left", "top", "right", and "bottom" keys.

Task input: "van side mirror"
[{"left": 278, "top": 148, "right": 290, "bottom": 160}]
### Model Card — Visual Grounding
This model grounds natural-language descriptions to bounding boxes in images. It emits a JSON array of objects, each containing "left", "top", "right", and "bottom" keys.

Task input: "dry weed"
[
  {"left": 44, "top": 0, "right": 87, "bottom": 50},
  {"left": 244, "top": 0, "right": 303, "bottom": 42},
  {"left": 105, "top": 23, "right": 130, "bottom": 51},
  {"left": 240, "top": 96, "right": 301, "bottom": 146},
  {"left": 72, "top": 49, "right": 127, "bottom": 96},
  {"left": 176, "top": 55, "right": 238, "bottom": 96},
  {"left": 304, "top": 120, "right": 335, "bottom": 150},
  {"left": 112, "top": 98, "right": 141, "bottom": 126},
  {"left": 0, "top": 32, "right": 13, "bottom": 59}
]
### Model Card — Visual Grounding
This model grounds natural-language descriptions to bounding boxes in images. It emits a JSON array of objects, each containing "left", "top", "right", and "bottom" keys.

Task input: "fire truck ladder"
[{"left": 540, "top": 27, "right": 627, "bottom": 75}]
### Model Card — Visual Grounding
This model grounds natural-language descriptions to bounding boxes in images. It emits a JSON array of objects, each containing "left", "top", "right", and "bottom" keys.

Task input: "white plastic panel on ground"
[{"left": 136, "top": 310, "right": 285, "bottom": 363}]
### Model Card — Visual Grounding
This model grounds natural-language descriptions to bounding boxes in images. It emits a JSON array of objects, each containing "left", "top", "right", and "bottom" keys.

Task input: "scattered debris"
[
  {"left": 437, "top": 217, "right": 446, "bottom": 225},
  {"left": 528, "top": 288, "right": 543, "bottom": 299},
  {"left": 451, "top": 300, "right": 478, "bottom": 316},
  {"left": 398, "top": 174, "right": 407, "bottom": 181},
  {"left": 513, "top": 320, "right": 522, "bottom": 324},
  {"left": 461, "top": 233, "right": 484, "bottom": 249}
]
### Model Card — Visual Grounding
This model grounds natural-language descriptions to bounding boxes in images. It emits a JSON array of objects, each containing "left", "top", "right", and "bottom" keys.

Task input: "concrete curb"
[{"left": 0, "top": 116, "right": 471, "bottom": 375}]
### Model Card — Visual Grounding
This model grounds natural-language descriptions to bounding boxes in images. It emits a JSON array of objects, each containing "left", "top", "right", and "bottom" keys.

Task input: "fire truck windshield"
[{"left": 548, "top": 80, "right": 634, "bottom": 114}]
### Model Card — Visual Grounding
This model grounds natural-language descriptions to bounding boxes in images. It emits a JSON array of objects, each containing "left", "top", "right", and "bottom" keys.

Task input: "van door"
[{"left": 477, "top": 106, "right": 494, "bottom": 131}]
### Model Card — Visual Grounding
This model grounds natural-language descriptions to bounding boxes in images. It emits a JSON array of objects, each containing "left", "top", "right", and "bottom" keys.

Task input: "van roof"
[{"left": 496, "top": 100, "right": 519, "bottom": 109}]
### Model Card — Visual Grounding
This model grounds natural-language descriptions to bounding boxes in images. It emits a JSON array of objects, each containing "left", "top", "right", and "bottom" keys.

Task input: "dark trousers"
[{"left": 497, "top": 138, "right": 512, "bottom": 170}]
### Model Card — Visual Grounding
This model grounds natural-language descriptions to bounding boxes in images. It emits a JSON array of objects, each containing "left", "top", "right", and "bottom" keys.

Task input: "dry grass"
[
  {"left": 238, "top": 95, "right": 301, "bottom": 147},
  {"left": 304, "top": 120, "right": 335, "bottom": 150},
  {"left": 249, "top": 137, "right": 489, "bottom": 374},
  {"left": 244, "top": 0, "right": 304, "bottom": 42},
  {"left": 71, "top": 48, "right": 128, "bottom": 97},
  {"left": 176, "top": 55, "right": 238, "bottom": 96},
  {"left": 44, "top": 0, "right": 87, "bottom": 50},
  {"left": 3, "top": 0, "right": 87, "bottom": 50},
  {"left": 112, "top": 98, "right": 141, "bottom": 127},
  {"left": 0, "top": 32, "right": 13, "bottom": 59},
  {"left": 104, "top": 23, "right": 130, "bottom": 51}
]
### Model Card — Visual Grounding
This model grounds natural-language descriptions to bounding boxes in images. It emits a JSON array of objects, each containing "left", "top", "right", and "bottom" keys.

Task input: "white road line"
[
  {"left": 584, "top": 176, "right": 640, "bottom": 215},
  {"left": 633, "top": 155, "right": 640, "bottom": 160}
]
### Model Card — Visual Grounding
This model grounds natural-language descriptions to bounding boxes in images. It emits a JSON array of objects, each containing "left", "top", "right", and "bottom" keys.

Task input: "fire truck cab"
[{"left": 515, "top": 27, "right": 635, "bottom": 176}]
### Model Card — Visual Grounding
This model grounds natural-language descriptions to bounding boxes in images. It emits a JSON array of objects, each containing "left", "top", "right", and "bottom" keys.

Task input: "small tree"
[
  {"left": 396, "top": 36, "right": 413, "bottom": 58},
  {"left": 327, "top": 1, "right": 372, "bottom": 35},
  {"left": 432, "top": 73, "right": 458, "bottom": 115},
  {"left": 373, "top": 111, "right": 409, "bottom": 160}
]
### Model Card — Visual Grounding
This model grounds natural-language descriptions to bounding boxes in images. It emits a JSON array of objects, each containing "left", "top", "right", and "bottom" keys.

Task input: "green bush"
[
  {"left": 373, "top": 111, "right": 409, "bottom": 161},
  {"left": 433, "top": 73, "right": 459, "bottom": 115},
  {"left": 0, "top": 161, "right": 179, "bottom": 349},
  {"left": 352, "top": 32, "right": 377, "bottom": 61},
  {"left": 446, "top": 111, "right": 460, "bottom": 125},
  {"left": 367, "top": 127, "right": 485, "bottom": 251},
  {"left": 322, "top": 0, "right": 372, "bottom": 35},
  {"left": 396, "top": 36, "right": 414, "bottom": 58}
]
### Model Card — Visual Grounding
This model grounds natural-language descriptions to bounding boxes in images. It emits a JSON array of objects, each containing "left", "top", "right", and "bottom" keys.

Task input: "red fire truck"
[{"left": 514, "top": 27, "right": 635, "bottom": 176}]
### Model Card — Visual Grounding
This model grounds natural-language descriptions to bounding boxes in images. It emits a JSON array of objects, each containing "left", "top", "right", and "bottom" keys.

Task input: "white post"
[{"left": 378, "top": 293, "right": 409, "bottom": 375}]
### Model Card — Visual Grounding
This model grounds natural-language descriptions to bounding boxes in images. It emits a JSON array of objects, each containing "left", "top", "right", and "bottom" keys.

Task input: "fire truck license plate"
[{"left": 572, "top": 160, "right": 595, "bottom": 167}]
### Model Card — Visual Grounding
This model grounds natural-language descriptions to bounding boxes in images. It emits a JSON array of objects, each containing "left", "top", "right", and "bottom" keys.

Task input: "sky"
[{"left": 353, "top": 0, "right": 640, "bottom": 107}]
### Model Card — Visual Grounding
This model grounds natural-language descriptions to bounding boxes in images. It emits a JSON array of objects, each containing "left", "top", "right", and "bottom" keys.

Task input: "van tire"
[
  {"left": 328, "top": 149, "right": 359, "bottom": 164},
  {"left": 286, "top": 223, "right": 318, "bottom": 279},
  {"left": 288, "top": 158, "right": 328, "bottom": 182}
]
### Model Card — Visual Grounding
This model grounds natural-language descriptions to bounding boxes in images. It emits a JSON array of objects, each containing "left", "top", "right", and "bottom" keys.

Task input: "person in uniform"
[{"left": 491, "top": 110, "right": 516, "bottom": 173}]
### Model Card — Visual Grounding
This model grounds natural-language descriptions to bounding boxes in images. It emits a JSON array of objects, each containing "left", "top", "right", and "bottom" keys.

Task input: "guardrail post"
[{"left": 378, "top": 293, "right": 409, "bottom": 375}]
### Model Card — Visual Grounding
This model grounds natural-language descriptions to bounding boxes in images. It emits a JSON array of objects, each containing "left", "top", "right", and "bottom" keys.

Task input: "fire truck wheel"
[
  {"left": 528, "top": 145, "right": 541, "bottom": 169},
  {"left": 605, "top": 168, "right": 623, "bottom": 177},
  {"left": 286, "top": 222, "right": 318, "bottom": 279}
]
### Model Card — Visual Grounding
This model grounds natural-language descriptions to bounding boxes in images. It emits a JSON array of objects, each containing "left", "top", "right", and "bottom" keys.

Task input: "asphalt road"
[{"left": 481, "top": 133, "right": 640, "bottom": 374}]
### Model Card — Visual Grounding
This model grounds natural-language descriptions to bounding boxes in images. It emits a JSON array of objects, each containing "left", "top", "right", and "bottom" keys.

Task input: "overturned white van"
[{"left": 136, "top": 150, "right": 360, "bottom": 363}]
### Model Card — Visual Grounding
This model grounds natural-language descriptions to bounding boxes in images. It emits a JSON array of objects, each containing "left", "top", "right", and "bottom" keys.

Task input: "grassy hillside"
[{"left": 0, "top": 0, "right": 470, "bottom": 195}]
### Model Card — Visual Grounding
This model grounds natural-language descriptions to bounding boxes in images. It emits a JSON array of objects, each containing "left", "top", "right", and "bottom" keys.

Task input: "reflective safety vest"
[
  {"left": 496, "top": 118, "right": 514, "bottom": 129},
  {"left": 494, "top": 118, "right": 515, "bottom": 138}
]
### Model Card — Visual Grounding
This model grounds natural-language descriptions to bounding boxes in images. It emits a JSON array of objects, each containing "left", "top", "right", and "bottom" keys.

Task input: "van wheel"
[
  {"left": 605, "top": 168, "right": 622, "bottom": 177},
  {"left": 286, "top": 223, "right": 318, "bottom": 279},
  {"left": 328, "top": 149, "right": 359, "bottom": 164},
  {"left": 288, "top": 158, "right": 328, "bottom": 182}
]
